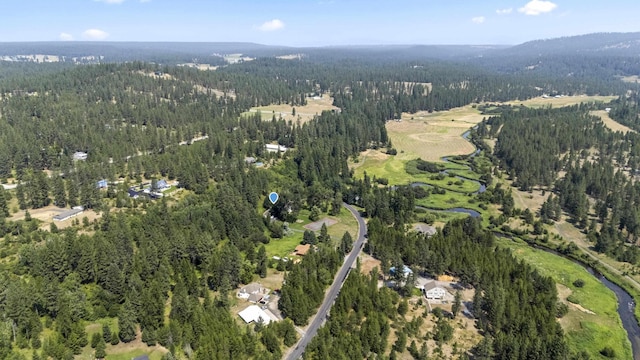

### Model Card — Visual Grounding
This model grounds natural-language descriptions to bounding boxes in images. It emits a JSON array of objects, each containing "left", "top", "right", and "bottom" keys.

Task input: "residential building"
[{"left": 423, "top": 281, "right": 447, "bottom": 300}]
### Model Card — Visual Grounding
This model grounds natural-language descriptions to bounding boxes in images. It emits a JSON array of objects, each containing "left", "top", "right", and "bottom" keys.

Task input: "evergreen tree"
[
  {"left": 95, "top": 337, "right": 106, "bottom": 359},
  {"left": 256, "top": 245, "right": 268, "bottom": 278},
  {"left": 118, "top": 299, "right": 137, "bottom": 343},
  {"left": 452, "top": 290, "right": 462, "bottom": 318},
  {"left": 340, "top": 231, "right": 353, "bottom": 255}
]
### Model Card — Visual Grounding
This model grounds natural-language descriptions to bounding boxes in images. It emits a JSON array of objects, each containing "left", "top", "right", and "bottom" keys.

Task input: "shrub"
[
  {"left": 600, "top": 347, "right": 616, "bottom": 358},
  {"left": 573, "top": 279, "right": 585, "bottom": 288}
]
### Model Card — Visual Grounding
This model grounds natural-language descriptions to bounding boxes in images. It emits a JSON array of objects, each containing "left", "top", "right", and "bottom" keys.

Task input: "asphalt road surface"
[{"left": 285, "top": 203, "right": 367, "bottom": 360}]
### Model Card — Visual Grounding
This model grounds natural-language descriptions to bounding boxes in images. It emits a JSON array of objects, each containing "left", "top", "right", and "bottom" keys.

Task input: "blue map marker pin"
[{"left": 269, "top": 192, "right": 279, "bottom": 205}]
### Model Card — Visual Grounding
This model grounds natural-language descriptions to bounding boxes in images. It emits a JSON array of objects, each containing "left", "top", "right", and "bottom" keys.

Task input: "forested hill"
[{"left": 496, "top": 32, "right": 640, "bottom": 57}]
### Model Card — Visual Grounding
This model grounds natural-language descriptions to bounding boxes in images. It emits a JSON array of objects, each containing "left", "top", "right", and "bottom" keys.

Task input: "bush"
[
  {"left": 110, "top": 332, "right": 120, "bottom": 345},
  {"left": 573, "top": 279, "right": 585, "bottom": 288},
  {"left": 556, "top": 302, "right": 569, "bottom": 318},
  {"left": 600, "top": 346, "right": 616, "bottom": 358}
]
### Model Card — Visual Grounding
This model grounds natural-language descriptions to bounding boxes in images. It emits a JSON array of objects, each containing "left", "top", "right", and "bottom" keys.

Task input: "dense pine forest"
[
  {"left": 476, "top": 99, "right": 640, "bottom": 264},
  {"left": 0, "top": 34, "right": 639, "bottom": 359}
]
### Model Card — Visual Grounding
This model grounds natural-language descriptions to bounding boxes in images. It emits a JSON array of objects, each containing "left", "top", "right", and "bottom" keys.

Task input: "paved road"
[{"left": 285, "top": 203, "right": 367, "bottom": 360}]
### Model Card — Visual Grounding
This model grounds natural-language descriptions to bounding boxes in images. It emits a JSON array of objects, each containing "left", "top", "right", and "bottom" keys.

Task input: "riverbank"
[{"left": 497, "top": 236, "right": 633, "bottom": 359}]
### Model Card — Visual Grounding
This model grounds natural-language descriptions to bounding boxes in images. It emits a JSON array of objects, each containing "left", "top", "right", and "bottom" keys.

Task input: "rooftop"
[{"left": 238, "top": 305, "right": 273, "bottom": 325}]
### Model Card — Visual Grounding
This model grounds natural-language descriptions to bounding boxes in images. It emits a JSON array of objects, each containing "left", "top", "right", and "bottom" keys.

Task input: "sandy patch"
[{"left": 570, "top": 302, "right": 596, "bottom": 315}]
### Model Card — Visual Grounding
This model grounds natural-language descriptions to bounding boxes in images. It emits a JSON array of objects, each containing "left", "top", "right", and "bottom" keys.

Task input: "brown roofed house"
[{"left": 294, "top": 244, "right": 311, "bottom": 256}]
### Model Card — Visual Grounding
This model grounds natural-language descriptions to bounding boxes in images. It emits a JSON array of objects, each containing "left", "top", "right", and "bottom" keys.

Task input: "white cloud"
[
  {"left": 471, "top": 16, "right": 485, "bottom": 24},
  {"left": 258, "top": 19, "right": 285, "bottom": 32},
  {"left": 82, "top": 29, "right": 110, "bottom": 40},
  {"left": 518, "top": 0, "right": 558, "bottom": 15},
  {"left": 496, "top": 8, "right": 513, "bottom": 15},
  {"left": 59, "top": 32, "right": 74, "bottom": 41},
  {"left": 94, "top": 0, "right": 126, "bottom": 3}
]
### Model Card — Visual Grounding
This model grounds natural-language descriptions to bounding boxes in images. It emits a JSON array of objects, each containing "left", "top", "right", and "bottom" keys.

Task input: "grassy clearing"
[
  {"left": 415, "top": 191, "right": 482, "bottom": 211},
  {"left": 498, "top": 237, "right": 632, "bottom": 359},
  {"left": 591, "top": 110, "right": 635, "bottom": 134},
  {"left": 351, "top": 151, "right": 481, "bottom": 194},
  {"left": 264, "top": 207, "right": 358, "bottom": 258},
  {"left": 386, "top": 105, "right": 483, "bottom": 162},
  {"left": 243, "top": 95, "right": 339, "bottom": 125},
  {"left": 502, "top": 95, "right": 617, "bottom": 108}
]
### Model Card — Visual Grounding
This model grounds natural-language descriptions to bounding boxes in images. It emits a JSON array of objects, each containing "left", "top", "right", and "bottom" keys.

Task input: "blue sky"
[{"left": 1, "top": 0, "right": 639, "bottom": 46}]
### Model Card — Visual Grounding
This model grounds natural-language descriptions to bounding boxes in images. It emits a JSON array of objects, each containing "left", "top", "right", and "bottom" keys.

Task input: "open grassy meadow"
[
  {"left": 498, "top": 237, "right": 632, "bottom": 359},
  {"left": 591, "top": 109, "right": 635, "bottom": 134},
  {"left": 386, "top": 105, "right": 484, "bottom": 162},
  {"left": 502, "top": 95, "right": 617, "bottom": 108},
  {"left": 243, "top": 94, "right": 340, "bottom": 124}
]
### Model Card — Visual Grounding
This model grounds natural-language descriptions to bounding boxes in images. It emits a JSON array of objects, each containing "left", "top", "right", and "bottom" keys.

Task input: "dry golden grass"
[
  {"left": 510, "top": 186, "right": 549, "bottom": 213},
  {"left": 386, "top": 104, "right": 484, "bottom": 162},
  {"left": 391, "top": 288, "right": 480, "bottom": 359},
  {"left": 247, "top": 95, "right": 340, "bottom": 124},
  {"left": 502, "top": 95, "right": 617, "bottom": 108},
  {"left": 359, "top": 254, "right": 382, "bottom": 276},
  {"left": 591, "top": 110, "right": 635, "bottom": 134}
]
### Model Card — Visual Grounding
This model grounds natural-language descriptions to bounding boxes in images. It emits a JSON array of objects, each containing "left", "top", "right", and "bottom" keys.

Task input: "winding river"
[
  {"left": 411, "top": 128, "right": 485, "bottom": 218},
  {"left": 425, "top": 127, "right": 640, "bottom": 358},
  {"left": 517, "top": 239, "right": 640, "bottom": 359}
]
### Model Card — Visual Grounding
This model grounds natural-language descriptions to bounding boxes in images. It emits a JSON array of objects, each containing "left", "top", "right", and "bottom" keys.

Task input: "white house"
[
  {"left": 423, "top": 281, "right": 447, "bottom": 300},
  {"left": 238, "top": 305, "right": 273, "bottom": 325},
  {"left": 73, "top": 151, "right": 88, "bottom": 161},
  {"left": 265, "top": 144, "right": 288, "bottom": 153}
]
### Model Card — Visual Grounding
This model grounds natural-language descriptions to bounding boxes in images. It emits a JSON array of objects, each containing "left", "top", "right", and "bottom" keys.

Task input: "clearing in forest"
[
  {"left": 386, "top": 104, "right": 484, "bottom": 162},
  {"left": 591, "top": 110, "right": 635, "bottom": 134},
  {"left": 245, "top": 95, "right": 340, "bottom": 125},
  {"left": 304, "top": 217, "right": 338, "bottom": 231},
  {"left": 502, "top": 95, "right": 616, "bottom": 108}
]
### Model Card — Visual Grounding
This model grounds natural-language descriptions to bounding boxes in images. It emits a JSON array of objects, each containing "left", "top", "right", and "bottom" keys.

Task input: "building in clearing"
[
  {"left": 53, "top": 206, "right": 84, "bottom": 221},
  {"left": 265, "top": 144, "right": 288, "bottom": 153},
  {"left": 238, "top": 283, "right": 270, "bottom": 303},
  {"left": 72, "top": 151, "right": 88, "bottom": 161},
  {"left": 294, "top": 244, "right": 311, "bottom": 256},
  {"left": 423, "top": 281, "right": 447, "bottom": 300},
  {"left": 238, "top": 305, "right": 275, "bottom": 325}
]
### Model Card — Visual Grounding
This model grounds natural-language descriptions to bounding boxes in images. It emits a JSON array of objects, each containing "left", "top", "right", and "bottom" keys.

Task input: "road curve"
[{"left": 285, "top": 202, "right": 367, "bottom": 360}]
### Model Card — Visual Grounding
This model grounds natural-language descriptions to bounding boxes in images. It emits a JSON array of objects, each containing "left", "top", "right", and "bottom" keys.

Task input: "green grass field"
[
  {"left": 497, "top": 237, "right": 632, "bottom": 359},
  {"left": 264, "top": 207, "right": 358, "bottom": 258},
  {"left": 352, "top": 154, "right": 481, "bottom": 193}
]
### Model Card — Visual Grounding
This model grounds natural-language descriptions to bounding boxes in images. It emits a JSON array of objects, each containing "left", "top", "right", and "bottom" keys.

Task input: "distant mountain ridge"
[
  {"left": 497, "top": 32, "right": 640, "bottom": 57},
  {"left": 0, "top": 32, "right": 639, "bottom": 64}
]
